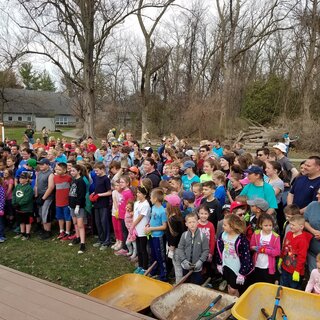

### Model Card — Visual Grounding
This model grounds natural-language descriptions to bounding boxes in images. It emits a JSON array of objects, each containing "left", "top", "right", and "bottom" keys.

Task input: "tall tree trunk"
[
  {"left": 301, "top": 0, "right": 318, "bottom": 132},
  {"left": 81, "top": 0, "right": 95, "bottom": 138}
]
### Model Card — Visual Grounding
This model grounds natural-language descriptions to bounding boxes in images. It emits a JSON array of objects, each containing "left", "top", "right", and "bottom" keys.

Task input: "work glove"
[
  {"left": 236, "top": 274, "right": 245, "bottom": 285},
  {"left": 217, "top": 265, "right": 223, "bottom": 275},
  {"left": 292, "top": 271, "right": 300, "bottom": 282},
  {"left": 89, "top": 193, "right": 100, "bottom": 202},
  {"left": 181, "top": 260, "right": 192, "bottom": 270},
  {"left": 277, "top": 258, "right": 283, "bottom": 274},
  {"left": 258, "top": 246, "right": 267, "bottom": 254},
  {"left": 194, "top": 260, "right": 203, "bottom": 272},
  {"left": 74, "top": 205, "right": 80, "bottom": 215}
]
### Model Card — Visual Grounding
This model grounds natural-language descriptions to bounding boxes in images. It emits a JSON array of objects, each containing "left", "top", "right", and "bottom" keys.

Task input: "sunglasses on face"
[{"left": 200, "top": 150, "right": 206, "bottom": 153}]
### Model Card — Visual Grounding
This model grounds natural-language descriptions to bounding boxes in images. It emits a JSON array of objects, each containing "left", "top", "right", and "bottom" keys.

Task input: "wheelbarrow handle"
[
  {"left": 143, "top": 261, "right": 157, "bottom": 276},
  {"left": 261, "top": 308, "right": 270, "bottom": 319},
  {"left": 201, "top": 277, "right": 211, "bottom": 287},
  {"left": 207, "top": 302, "right": 235, "bottom": 319},
  {"left": 174, "top": 270, "right": 193, "bottom": 287}
]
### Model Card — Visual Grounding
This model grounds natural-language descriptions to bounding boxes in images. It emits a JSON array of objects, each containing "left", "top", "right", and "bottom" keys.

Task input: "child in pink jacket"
[
  {"left": 250, "top": 213, "right": 281, "bottom": 284},
  {"left": 305, "top": 253, "right": 320, "bottom": 294}
]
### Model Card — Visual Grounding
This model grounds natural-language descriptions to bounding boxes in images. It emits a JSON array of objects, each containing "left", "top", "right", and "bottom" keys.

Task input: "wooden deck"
[{"left": 0, "top": 265, "right": 154, "bottom": 320}]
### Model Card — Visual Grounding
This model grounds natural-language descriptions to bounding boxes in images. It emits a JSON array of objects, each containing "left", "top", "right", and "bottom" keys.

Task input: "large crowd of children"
[{"left": 0, "top": 128, "right": 320, "bottom": 298}]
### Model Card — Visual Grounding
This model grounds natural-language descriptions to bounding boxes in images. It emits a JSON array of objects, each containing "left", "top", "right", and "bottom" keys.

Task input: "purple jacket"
[
  {"left": 216, "top": 232, "right": 254, "bottom": 277},
  {"left": 250, "top": 230, "right": 281, "bottom": 275}
]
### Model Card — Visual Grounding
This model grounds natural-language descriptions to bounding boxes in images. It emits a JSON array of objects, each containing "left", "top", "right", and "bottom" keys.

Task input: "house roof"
[{"left": 1, "top": 88, "right": 73, "bottom": 116}]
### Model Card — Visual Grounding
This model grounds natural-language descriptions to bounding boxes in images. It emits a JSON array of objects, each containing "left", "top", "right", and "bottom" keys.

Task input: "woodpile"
[{"left": 233, "top": 122, "right": 282, "bottom": 150}]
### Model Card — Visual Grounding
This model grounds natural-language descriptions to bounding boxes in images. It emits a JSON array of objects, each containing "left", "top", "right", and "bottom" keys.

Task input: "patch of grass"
[
  {"left": 0, "top": 230, "right": 134, "bottom": 294},
  {"left": 4, "top": 127, "right": 73, "bottom": 144}
]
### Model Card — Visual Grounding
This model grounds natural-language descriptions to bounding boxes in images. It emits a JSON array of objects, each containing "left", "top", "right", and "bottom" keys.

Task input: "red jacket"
[{"left": 281, "top": 231, "right": 312, "bottom": 275}]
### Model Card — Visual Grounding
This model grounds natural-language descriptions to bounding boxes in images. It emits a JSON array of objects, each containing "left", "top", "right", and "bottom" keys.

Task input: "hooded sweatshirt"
[{"left": 281, "top": 231, "right": 313, "bottom": 275}]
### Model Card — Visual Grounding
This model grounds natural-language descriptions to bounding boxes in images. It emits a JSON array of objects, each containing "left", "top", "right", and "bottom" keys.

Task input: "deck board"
[{"left": 0, "top": 265, "right": 154, "bottom": 320}]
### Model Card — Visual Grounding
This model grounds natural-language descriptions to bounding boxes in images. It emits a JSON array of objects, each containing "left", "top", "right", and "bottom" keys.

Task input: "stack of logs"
[{"left": 234, "top": 126, "right": 280, "bottom": 150}]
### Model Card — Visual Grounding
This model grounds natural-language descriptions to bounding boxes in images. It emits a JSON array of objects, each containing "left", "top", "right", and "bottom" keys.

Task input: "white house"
[{"left": 1, "top": 88, "right": 78, "bottom": 130}]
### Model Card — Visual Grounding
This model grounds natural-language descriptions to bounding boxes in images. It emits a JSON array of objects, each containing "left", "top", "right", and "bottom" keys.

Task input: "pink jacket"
[
  {"left": 250, "top": 230, "right": 281, "bottom": 275},
  {"left": 305, "top": 269, "right": 320, "bottom": 294}
]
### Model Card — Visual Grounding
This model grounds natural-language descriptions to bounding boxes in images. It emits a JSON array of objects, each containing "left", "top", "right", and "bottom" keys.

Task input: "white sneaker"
[{"left": 219, "top": 280, "right": 228, "bottom": 291}]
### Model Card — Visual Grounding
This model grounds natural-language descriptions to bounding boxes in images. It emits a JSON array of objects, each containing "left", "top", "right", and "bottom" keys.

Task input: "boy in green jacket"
[{"left": 12, "top": 172, "right": 34, "bottom": 240}]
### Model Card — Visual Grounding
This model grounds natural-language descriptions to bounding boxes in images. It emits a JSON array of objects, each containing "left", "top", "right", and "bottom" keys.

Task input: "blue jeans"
[
  {"left": 94, "top": 207, "right": 110, "bottom": 245},
  {"left": 280, "top": 268, "right": 302, "bottom": 290}
]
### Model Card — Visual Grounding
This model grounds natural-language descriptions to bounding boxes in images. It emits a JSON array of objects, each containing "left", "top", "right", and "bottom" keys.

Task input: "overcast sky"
[{"left": 0, "top": 0, "right": 217, "bottom": 90}]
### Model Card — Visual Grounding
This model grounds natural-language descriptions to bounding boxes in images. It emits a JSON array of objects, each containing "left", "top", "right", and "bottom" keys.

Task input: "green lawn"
[
  {"left": 0, "top": 229, "right": 134, "bottom": 294},
  {"left": 4, "top": 127, "right": 73, "bottom": 144}
]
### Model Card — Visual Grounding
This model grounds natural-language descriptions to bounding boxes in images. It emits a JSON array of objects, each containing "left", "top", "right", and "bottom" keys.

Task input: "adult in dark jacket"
[{"left": 142, "top": 157, "right": 161, "bottom": 188}]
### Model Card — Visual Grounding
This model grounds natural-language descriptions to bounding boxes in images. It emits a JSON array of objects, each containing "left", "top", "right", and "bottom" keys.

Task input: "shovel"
[
  {"left": 206, "top": 302, "right": 235, "bottom": 319},
  {"left": 195, "top": 294, "right": 222, "bottom": 320}
]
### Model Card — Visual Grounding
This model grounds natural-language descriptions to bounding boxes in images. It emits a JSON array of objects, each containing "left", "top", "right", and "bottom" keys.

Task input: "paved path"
[{"left": 62, "top": 128, "right": 82, "bottom": 139}]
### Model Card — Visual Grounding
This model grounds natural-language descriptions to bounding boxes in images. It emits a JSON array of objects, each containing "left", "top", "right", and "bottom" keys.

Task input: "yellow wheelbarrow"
[
  {"left": 88, "top": 262, "right": 172, "bottom": 312},
  {"left": 231, "top": 283, "right": 320, "bottom": 320}
]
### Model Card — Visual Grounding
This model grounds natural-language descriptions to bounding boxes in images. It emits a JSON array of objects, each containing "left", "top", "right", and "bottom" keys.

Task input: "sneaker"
[
  {"left": 93, "top": 242, "right": 102, "bottom": 248},
  {"left": 138, "top": 268, "right": 146, "bottom": 275},
  {"left": 78, "top": 244, "right": 86, "bottom": 254},
  {"left": 110, "top": 242, "right": 118, "bottom": 249},
  {"left": 126, "top": 252, "right": 133, "bottom": 257},
  {"left": 114, "top": 249, "right": 128, "bottom": 256},
  {"left": 13, "top": 226, "right": 20, "bottom": 234},
  {"left": 40, "top": 231, "right": 52, "bottom": 240},
  {"left": 57, "top": 232, "right": 66, "bottom": 240},
  {"left": 134, "top": 267, "right": 142, "bottom": 274},
  {"left": 69, "top": 237, "right": 80, "bottom": 246},
  {"left": 0, "top": 237, "right": 6, "bottom": 243},
  {"left": 219, "top": 280, "right": 228, "bottom": 291},
  {"left": 99, "top": 244, "right": 109, "bottom": 251},
  {"left": 67, "top": 234, "right": 77, "bottom": 240},
  {"left": 14, "top": 233, "right": 23, "bottom": 239},
  {"left": 61, "top": 233, "right": 71, "bottom": 241},
  {"left": 113, "top": 242, "right": 123, "bottom": 251},
  {"left": 21, "top": 234, "right": 31, "bottom": 241}
]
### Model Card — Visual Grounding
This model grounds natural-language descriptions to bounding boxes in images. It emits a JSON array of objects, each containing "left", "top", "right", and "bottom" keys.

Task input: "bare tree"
[
  {"left": 137, "top": 0, "right": 175, "bottom": 138},
  {"left": 295, "top": 0, "right": 320, "bottom": 131},
  {"left": 7, "top": 0, "right": 170, "bottom": 137},
  {"left": 215, "top": 0, "right": 294, "bottom": 135}
]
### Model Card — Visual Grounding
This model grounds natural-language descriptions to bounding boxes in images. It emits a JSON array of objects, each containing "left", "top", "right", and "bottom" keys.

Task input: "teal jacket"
[{"left": 12, "top": 183, "right": 34, "bottom": 213}]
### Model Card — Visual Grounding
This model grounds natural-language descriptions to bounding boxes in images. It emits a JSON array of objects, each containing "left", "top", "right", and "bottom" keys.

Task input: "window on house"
[
  {"left": 56, "top": 116, "right": 68, "bottom": 125},
  {"left": 18, "top": 116, "right": 22, "bottom": 121},
  {"left": 8, "top": 116, "right": 12, "bottom": 121},
  {"left": 27, "top": 116, "right": 32, "bottom": 122}
]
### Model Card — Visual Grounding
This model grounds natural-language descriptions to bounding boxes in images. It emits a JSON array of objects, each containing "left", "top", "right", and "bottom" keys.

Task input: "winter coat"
[
  {"left": 216, "top": 233, "right": 254, "bottom": 277},
  {"left": 250, "top": 230, "right": 281, "bottom": 275}
]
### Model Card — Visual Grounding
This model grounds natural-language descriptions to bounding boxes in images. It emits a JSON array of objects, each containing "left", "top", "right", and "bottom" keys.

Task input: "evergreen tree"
[
  {"left": 38, "top": 70, "right": 56, "bottom": 92},
  {"left": 19, "top": 62, "right": 40, "bottom": 90}
]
